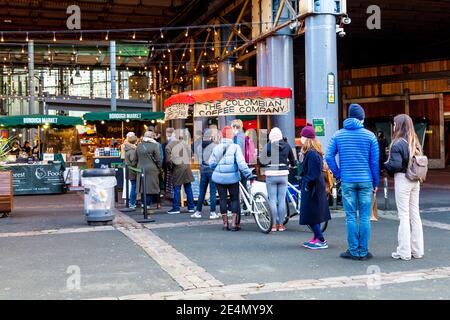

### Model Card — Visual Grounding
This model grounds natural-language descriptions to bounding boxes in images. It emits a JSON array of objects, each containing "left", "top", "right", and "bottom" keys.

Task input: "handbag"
[{"left": 370, "top": 193, "right": 378, "bottom": 221}]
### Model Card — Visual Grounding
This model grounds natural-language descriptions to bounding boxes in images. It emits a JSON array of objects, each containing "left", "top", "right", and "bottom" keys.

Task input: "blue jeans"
[
  {"left": 173, "top": 183, "right": 195, "bottom": 211},
  {"left": 129, "top": 180, "right": 137, "bottom": 207},
  {"left": 196, "top": 171, "right": 216, "bottom": 213},
  {"left": 266, "top": 175, "right": 288, "bottom": 225},
  {"left": 342, "top": 182, "right": 373, "bottom": 257}
]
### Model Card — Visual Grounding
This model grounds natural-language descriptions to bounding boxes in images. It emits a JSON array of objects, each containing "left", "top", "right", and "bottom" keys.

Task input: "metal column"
[
  {"left": 264, "top": 1, "right": 295, "bottom": 147},
  {"left": 217, "top": 60, "right": 235, "bottom": 129},
  {"left": 256, "top": 41, "right": 268, "bottom": 132},
  {"left": 305, "top": 0, "right": 339, "bottom": 152},
  {"left": 28, "top": 40, "right": 35, "bottom": 114},
  {"left": 193, "top": 72, "right": 208, "bottom": 139},
  {"left": 109, "top": 41, "right": 117, "bottom": 111}
]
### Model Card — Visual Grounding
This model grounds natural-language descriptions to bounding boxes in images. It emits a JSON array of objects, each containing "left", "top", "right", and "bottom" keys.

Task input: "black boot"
[{"left": 230, "top": 214, "right": 239, "bottom": 231}]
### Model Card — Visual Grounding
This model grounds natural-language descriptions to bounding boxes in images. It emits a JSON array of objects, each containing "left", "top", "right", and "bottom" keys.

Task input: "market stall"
[
  {"left": 82, "top": 111, "right": 165, "bottom": 187},
  {"left": 163, "top": 86, "right": 292, "bottom": 199},
  {"left": 0, "top": 114, "right": 84, "bottom": 195}
]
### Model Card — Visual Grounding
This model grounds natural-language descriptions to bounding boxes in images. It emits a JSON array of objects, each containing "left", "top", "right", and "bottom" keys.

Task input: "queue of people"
[{"left": 122, "top": 104, "right": 426, "bottom": 262}]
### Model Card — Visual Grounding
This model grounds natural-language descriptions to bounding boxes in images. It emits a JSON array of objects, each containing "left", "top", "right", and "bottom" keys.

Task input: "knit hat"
[
  {"left": 301, "top": 124, "right": 316, "bottom": 139},
  {"left": 126, "top": 132, "right": 136, "bottom": 138},
  {"left": 221, "top": 126, "right": 233, "bottom": 140},
  {"left": 128, "top": 135, "right": 138, "bottom": 144},
  {"left": 269, "top": 127, "right": 283, "bottom": 143},
  {"left": 348, "top": 104, "right": 365, "bottom": 120}
]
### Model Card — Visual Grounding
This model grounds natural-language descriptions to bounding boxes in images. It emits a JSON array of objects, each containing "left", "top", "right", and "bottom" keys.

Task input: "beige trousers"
[{"left": 394, "top": 173, "right": 424, "bottom": 259}]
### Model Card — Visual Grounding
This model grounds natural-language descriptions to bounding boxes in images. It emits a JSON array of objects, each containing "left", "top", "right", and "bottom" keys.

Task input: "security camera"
[
  {"left": 336, "top": 27, "right": 346, "bottom": 38},
  {"left": 341, "top": 16, "right": 351, "bottom": 25}
]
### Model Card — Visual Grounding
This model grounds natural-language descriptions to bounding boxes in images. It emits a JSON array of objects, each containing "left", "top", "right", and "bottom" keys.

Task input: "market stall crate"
[{"left": 0, "top": 170, "right": 13, "bottom": 217}]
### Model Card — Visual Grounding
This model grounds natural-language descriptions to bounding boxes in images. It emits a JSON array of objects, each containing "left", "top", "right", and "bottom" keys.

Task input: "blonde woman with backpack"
[{"left": 385, "top": 114, "right": 425, "bottom": 261}]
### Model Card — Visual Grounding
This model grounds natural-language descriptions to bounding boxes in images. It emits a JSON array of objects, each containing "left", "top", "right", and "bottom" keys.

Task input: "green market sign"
[
  {"left": 108, "top": 113, "right": 142, "bottom": 120},
  {"left": 313, "top": 118, "right": 325, "bottom": 137},
  {"left": 23, "top": 117, "right": 58, "bottom": 124}
]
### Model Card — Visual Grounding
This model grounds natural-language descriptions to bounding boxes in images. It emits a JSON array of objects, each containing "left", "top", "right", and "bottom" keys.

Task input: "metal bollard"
[
  {"left": 384, "top": 177, "right": 389, "bottom": 210},
  {"left": 125, "top": 164, "right": 130, "bottom": 208}
]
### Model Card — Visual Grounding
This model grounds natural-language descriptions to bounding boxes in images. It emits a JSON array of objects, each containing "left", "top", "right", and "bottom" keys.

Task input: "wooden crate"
[{"left": 0, "top": 170, "right": 13, "bottom": 214}]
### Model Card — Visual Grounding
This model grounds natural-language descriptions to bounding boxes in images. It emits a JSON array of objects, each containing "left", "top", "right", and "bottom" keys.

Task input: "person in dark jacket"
[
  {"left": 384, "top": 114, "right": 424, "bottom": 261},
  {"left": 377, "top": 131, "right": 389, "bottom": 172},
  {"left": 325, "top": 104, "right": 380, "bottom": 260},
  {"left": 124, "top": 135, "right": 138, "bottom": 209},
  {"left": 299, "top": 125, "right": 331, "bottom": 249},
  {"left": 136, "top": 131, "right": 162, "bottom": 211},
  {"left": 191, "top": 127, "right": 219, "bottom": 220},
  {"left": 22, "top": 141, "right": 32, "bottom": 156},
  {"left": 165, "top": 129, "right": 195, "bottom": 214},
  {"left": 259, "top": 127, "right": 296, "bottom": 232}
]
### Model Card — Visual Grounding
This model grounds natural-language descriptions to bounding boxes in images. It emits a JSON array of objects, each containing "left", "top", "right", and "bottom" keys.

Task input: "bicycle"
[
  {"left": 283, "top": 180, "right": 328, "bottom": 233},
  {"left": 238, "top": 176, "right": 273, "bottom": 234}
]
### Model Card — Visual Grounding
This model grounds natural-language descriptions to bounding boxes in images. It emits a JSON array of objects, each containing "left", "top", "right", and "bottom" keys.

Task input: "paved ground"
[{"left": 1, "top": 170, "right": 450, "bottom": 300}]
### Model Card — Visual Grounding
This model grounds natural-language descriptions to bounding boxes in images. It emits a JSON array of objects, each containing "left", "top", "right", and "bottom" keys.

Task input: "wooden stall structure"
[{"left": 340, "top": 59, "right": 450, "bottom": 168}]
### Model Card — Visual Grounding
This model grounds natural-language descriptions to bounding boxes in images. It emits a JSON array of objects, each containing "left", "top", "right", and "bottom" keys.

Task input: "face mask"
[{"left": 300, "top": 137, "right": 307, "bottom": 144}]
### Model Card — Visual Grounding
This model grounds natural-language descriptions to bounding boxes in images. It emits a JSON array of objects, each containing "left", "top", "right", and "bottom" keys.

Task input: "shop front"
[{"left": 0, "top": 114, "right": 84, "bottom": 195}]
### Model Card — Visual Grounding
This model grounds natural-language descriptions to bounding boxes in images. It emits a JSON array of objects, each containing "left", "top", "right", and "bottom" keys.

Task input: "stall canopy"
[
  {"left": 83, "top": 111, "right": 165, "bottom": 122},
  {"left": 0, "top": 114, "right": 83, "bottom": 128},
  {"left": 163, "top": 86, "right": 292, "bottom": 120}
]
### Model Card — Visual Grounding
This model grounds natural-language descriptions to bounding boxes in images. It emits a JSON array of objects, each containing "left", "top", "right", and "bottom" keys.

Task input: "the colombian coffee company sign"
[
  {"left": 165, "top": 103, "right": 190, "bottom": 120},
  {"left": 194, "top": 97, "right": 290, "bottom": 117},
  {"left": 23, "top": 117, "right": 58, "bottom": 124}
]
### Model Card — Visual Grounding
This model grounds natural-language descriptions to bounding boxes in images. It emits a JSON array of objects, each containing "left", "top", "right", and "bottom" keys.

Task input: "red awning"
[{"left": 163, "top": 86, "right": 292, "bottom": 108}]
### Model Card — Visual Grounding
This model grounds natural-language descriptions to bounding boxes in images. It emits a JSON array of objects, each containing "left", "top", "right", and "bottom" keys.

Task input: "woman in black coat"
[{"left": 299, "top": 125, "right": 331, "bottom": 250}]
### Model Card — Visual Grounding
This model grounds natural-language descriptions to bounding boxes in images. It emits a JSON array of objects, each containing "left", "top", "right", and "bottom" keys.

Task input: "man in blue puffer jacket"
[{"left": 325, "top": 104, "right": 380, "bottom": 261}]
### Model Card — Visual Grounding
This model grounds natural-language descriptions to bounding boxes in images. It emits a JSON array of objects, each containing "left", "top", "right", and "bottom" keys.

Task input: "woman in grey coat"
[
  {"left": 165, "top": 129, "right": 195, "bottom": 214},
  {"left": 136, "top": 131, "right": 162, "bottom": 209}
]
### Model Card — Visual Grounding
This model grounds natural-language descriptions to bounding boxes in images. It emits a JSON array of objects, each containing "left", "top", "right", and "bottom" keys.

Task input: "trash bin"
[{"left": 81, "top": 168, "right": 117, "bottom": 224}]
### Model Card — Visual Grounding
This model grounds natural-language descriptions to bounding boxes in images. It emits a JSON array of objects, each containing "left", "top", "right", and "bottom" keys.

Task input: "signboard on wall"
[
  {"left": 313, "top": 118, "right": 326, "bottom": 137},
  {"left": 164, "top": 104, "right": 190, "bottom": 121},
  {"left": 194, "top": 98, "right": 290, "bottom": 117}
]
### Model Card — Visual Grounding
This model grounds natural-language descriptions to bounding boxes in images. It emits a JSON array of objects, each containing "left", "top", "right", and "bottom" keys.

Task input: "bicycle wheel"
[{"left": 252, "top": 192, "right": 273, "bottom": 234}]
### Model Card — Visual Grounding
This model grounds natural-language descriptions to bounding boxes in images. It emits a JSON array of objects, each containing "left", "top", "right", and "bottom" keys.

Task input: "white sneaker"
[
  {"left": 391, "top": 252, "right": 411, "bottom": 261},
  {"left": 191, "top": 212, "right": 202, "bottom": 219},
  {"left": 209, "top": 212, "right": 219, "bottom": 220}
]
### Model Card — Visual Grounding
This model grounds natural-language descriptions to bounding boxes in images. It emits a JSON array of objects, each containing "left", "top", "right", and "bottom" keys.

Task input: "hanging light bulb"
[
  {"left": 132, "top": 31, "right": 136, "bottom": 39},
  {"left": 1, "top": 33, "right": 4, "bottom": 42},
  {"left": 214, "top": 26, "right": 217, "bottom": 36},
  {"left": 185, "top": 28, "right": 189, "bottom": 37},
  {"left": 21, "top": 46, "right": 25, "bottom": 54},
  {"left": 47, "top": 45, "right": 51, "bottom": 55},
  {"left": 160, "top": 29, "right": 164, "bottom": 39},
  {"left": 79, "top": 32, "right": 83, "bottom": 41},
  {"left": 25, "top": 32, "right": 29, "bottom": 42},
  {"left": 105, "top": 31, "right": 109, "bottom": 41},
  {"left": 53, "top": 32, "right": 56, "bottom": 42},
  {"left": 72, "top": 45, "right": 76, "bottom": 55},
  {"left": 238, "top": 24, "right": 241, "bottom": 34}
]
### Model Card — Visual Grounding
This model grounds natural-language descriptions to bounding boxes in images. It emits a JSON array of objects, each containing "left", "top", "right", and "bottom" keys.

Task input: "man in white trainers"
[{"left": 191, "top": 127, "right": 219, "bottom": 220}]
